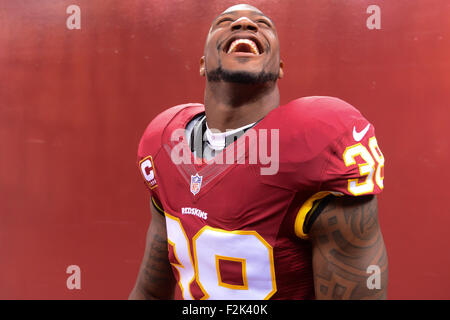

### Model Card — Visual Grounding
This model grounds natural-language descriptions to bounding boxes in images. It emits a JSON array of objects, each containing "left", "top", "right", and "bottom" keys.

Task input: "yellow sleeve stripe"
[
  {"left": 151, "top": 197, "right": 165, "bottom": 215},
  {"left": 294, "top": 191, "right": 343, "bottom": 240}
]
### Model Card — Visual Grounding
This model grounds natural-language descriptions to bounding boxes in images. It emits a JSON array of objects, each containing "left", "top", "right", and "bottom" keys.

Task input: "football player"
[{"left": 129, "top": 4, "right": 388, "bottom": 300}]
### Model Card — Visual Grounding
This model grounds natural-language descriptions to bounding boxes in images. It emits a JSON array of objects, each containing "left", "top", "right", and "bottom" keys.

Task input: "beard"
[{"left": 206, "top": 65, "right": 279, "bottom": 84}]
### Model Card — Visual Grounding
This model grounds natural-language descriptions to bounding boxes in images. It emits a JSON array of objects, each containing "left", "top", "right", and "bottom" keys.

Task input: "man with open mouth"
[{"left": 130, "top": 4, "right": 388, "bottom": 300}]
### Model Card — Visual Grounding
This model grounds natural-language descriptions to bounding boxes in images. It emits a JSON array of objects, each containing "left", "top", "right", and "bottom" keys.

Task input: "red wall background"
[{"left": 1, "top": 0, "right": 449, "bottom": 299}]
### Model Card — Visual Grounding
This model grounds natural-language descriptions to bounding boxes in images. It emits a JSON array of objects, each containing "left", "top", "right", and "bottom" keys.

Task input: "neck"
[{"left": 203, "top": 80, "right": 280, "bottom": 132}]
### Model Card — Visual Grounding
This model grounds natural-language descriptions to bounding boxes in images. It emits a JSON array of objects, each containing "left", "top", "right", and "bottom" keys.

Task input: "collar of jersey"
[{"left": 205, "top": 121, "right": 257, "bottom": 151}]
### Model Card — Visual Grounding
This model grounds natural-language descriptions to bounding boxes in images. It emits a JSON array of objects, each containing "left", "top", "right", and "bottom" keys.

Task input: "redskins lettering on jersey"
[{"left": 137, "top": 97, "right": 385, "bottom": 300}]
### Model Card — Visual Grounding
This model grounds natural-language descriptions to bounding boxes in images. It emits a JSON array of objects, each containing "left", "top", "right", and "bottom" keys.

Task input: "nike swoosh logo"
[{"left": 353, "top": 124, "right": 371, "bottom": 141}]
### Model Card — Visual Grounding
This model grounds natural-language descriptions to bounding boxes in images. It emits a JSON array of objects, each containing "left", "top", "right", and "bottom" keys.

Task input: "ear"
[
  {"left": 278, "top": 60, "right": 284, "bottom": 79},
  {"left": 199, "top": 56, "right": 206, "bottom": 77}
]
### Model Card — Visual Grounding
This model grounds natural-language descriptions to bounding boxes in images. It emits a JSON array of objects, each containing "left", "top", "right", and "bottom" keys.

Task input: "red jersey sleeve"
[
  {"left": 137, "top": 105, "right": 189, "bottom": 206},
  {"left": 292, "top": 97, "right": 385, "bottom": 239},
  {"left": 319, "top": 114, "right": 385, "bottom": 197}
]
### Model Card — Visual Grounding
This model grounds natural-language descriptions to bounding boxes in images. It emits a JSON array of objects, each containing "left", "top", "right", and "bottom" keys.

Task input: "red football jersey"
[{"left": 137, "top": 96, "right": 385, "bottom": 300}]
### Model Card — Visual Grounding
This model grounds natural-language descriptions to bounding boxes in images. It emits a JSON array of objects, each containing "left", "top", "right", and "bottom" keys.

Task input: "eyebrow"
[{"left": 213, "top": 11, "right": 274, "bottom": 24}]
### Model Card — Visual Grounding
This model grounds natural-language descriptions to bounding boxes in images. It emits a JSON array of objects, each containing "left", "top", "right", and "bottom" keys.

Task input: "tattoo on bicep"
[
  {"left": 311, "top": 196, "right": 388, "bottom": 300},
  {"left": 143, "top": 234, "right": 172, "bottom": 282},
  {"left": 139, "top": 228, "right": 175, "bottom": 298}
]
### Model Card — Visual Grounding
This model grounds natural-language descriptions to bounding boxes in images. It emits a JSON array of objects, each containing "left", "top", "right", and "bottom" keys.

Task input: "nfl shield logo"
[{"left": 190, "top": 174, "right": 203, "bottom": 196}]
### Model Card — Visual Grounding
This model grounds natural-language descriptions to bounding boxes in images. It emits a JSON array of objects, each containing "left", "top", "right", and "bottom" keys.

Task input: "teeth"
[{"left": 227, "top": 39, "right": 260, "bottom": 55}]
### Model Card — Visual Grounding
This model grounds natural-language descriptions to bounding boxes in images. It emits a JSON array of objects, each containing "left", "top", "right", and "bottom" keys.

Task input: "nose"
[{"left": 230, "top": 17, "right": 258, "bottom": 32}]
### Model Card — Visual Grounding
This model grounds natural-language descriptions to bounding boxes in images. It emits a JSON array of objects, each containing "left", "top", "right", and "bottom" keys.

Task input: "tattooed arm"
[
  {"left": 129, "top": 203, "right": 176, "bottom": 300},
  {"left": 309, "top": 195, "right": 388, "bottom": 300}
]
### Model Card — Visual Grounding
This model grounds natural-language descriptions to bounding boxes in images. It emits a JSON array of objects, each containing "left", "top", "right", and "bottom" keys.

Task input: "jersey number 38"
[
  {"left": 343, "top": 137, "right": 385, "bottom": 195},
  {"left": 165, "top": 213, "right": 277, "bottom": 300}
]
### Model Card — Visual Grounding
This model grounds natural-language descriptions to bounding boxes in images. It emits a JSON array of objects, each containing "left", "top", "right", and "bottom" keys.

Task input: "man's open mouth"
[{"left": 224, "top": 36, "right": 264, "bottom": 55}]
